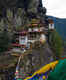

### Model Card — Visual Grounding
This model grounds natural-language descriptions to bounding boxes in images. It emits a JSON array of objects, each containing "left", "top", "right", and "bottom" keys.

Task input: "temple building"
[
  {"left": 48, "top": 18, "right": 54, "bottom": 30},
  {"left": 12, "top": 19, "right": 48, "bottom": 50}
]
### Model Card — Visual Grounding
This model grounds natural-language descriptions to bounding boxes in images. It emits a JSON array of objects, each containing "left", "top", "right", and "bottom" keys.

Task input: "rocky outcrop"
[
  {"left": 0, "top": 0, "right": 47, "bottom": 32},
  {"left": 0, "top": 0, "right": 46, "bottom": 18},
  {"left": 18, "top": 43, "right": 53, "bottom": 79}
]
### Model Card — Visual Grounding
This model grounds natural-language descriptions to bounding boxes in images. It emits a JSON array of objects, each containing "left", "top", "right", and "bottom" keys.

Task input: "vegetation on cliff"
[{"left": 49, "top": 30, "right": 63, "bottom": 59}]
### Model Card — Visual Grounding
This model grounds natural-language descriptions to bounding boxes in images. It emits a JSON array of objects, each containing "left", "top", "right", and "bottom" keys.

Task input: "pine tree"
[{"left": 50, "top": 30, "right": 63, "bottom": 60}]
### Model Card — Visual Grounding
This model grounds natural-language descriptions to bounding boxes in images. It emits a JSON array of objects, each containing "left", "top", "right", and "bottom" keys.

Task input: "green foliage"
[
  {"left": 31, "top": 19, "right": 38, "bottom": 23},
  {"left": 0, "top": 19, "right": 5, "bottom": 31},
  {"left": 7, "top": 9, "right": 13, "bottom": 21},
  {"left": 0, "top": 30, "right": 10, "bottom": 52},
  {"left": 17, "top": 8, "right": 23, "bottom": 17},
  {"left": 38, "top": 24, "right": 40, "bottom": 28},
  {"left": 50, "top": 30, "right": 63, "bottom": 59}
]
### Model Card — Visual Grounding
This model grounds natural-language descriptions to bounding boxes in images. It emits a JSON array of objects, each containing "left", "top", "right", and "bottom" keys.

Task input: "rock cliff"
[{"left": 0, "top": 0, "right": 46, "bottom": 18}]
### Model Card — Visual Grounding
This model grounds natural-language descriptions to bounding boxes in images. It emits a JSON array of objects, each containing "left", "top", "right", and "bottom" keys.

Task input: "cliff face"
[
  {"left": 0, "top": 0, "right": 46, "bottom": 18},
  {"left": 0, "top": 0, "right": 42, "bottom": 8},
  {"left": 0, "top": 0, "right": 46, "bottom": 31},
  {"left": 0, "top": 0, "right": 17, "bottom": 8}
]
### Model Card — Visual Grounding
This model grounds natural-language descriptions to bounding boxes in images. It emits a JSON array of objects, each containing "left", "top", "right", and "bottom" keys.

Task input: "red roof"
[
  {"left": 14, "top": 31, "right": 28, "bottom": 35},
  {"left": 12, "top": 43, "right": 25, "bottom": 47},
  {"left": 28, "top": 24, "right": 38, "bottom": 27},
  {"left": 48, "top": 19, "right": 54, "bottom": 24},
  {"left": 19, "top": 31, "right": 28, "bottom": 35}
]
